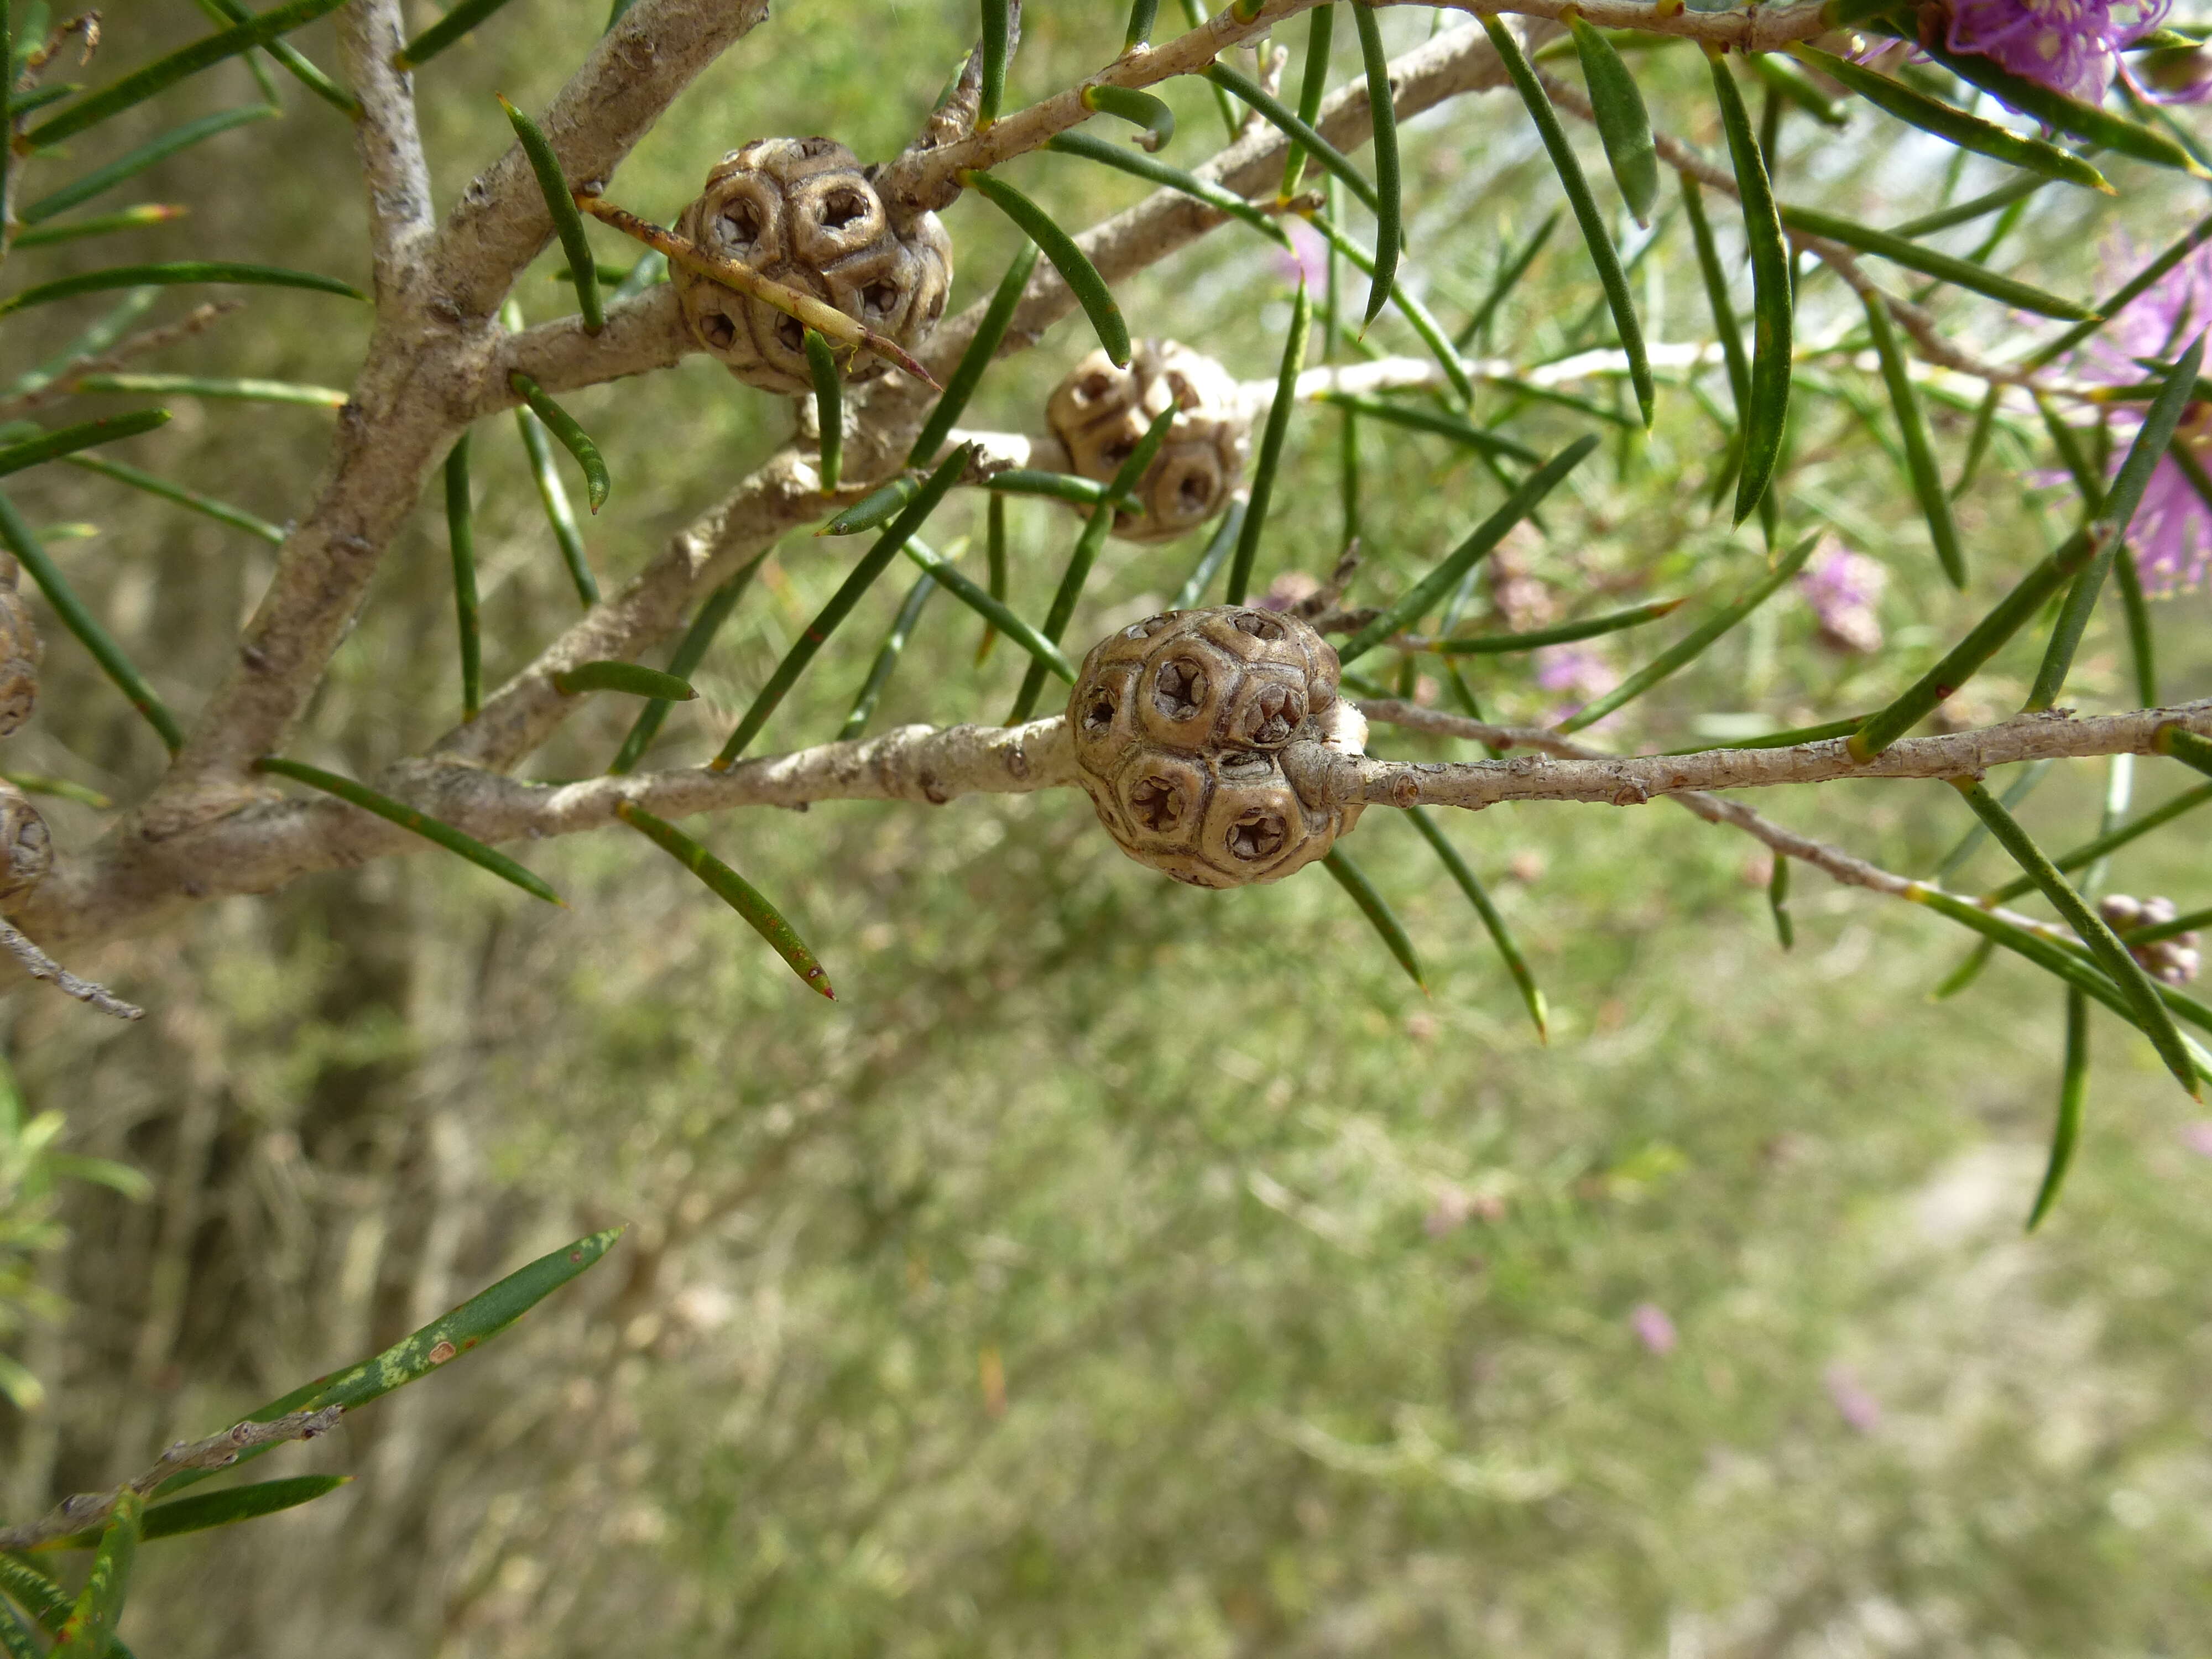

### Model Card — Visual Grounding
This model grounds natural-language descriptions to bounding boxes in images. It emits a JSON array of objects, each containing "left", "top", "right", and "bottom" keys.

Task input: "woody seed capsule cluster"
[
  {"left": 673, "top": 138, "right": 953, "bottom": 395},
  {"left": 1068, "top": 607, "right": 1364, "bottom": 888},
  {"left": 0, "top": 551, "right": 41, "bottom": 739},
  {"left": 0, "top": 780, "right": 49, "bottom": 906},
  {"left": 2099, "top": 893, "right": 2201, "bottom": 985},
  {"left": 1047, "top": 341, "right": 1251, "bottom": 544}
]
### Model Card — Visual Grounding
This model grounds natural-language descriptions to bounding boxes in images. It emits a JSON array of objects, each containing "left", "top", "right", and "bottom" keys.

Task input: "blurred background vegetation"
[{"left": 2, "top": 1, "right": 2210, "bottom": 1652}]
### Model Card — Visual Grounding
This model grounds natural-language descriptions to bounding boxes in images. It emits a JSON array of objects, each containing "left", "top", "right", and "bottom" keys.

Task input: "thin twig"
[
  {"left": 0, "top": 302, "right": 246, "bottom": 420},
  {"left": 0, "top": 919, "right": 143, "bottom": 1020}
]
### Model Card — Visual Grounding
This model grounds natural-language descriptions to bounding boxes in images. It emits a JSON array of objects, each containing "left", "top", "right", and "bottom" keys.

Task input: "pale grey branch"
[{"left": 0, "top": 919, "right": 140, "bottom": 1020}]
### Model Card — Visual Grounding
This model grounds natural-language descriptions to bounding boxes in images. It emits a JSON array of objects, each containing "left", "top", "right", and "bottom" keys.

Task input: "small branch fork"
[{"left": 0, "top": 1405, "right": 342, "bottom": 1552}]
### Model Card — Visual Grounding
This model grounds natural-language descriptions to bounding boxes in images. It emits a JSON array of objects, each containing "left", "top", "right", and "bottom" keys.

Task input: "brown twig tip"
[{"left": 0, "top": 920, "right": 143, "bottom": 1020}]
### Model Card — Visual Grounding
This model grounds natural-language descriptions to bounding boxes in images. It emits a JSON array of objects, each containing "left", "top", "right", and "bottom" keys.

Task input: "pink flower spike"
[
  {"left": 1944, "top": 0, "right": 2171, "bottom": 106},
  {"left": 1630, "top": 1302, "right": 1677, "bottom": 1355},
  {"left": 1825, "top": 1364, "right": 1882, "bottom": 1433},
  {"left": 1276, "top": 218, "right": 1328, "bottom": 293}
]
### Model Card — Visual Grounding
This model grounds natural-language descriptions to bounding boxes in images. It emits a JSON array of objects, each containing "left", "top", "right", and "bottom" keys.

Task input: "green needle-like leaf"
[
  {"left": 160, "top": 1228, "right": 624, "bottom": 1497},
  {"left": 1321, "top": 848, "right": 1427, "bottom": 992},
  {"left": 1860, "top": 290, "right": 1965, "bottom": 588},
  {"left": 1173, "top": 499, "right": 1245, "bottom": 609},
  {"left": 1952, "top": 776, "right": 2199, "bottom": 1100},
  {"left": 2157, "top": 723, "right": 2212, "bottom": 779},
  {"left": 70, "top": 372, "right": 347, "bottom": 407},
  {"left": 514, "top": 402, "right": 597, "bottom": 606},
  {"left": 2121, "top": 901, "right": 2212, "bottom": 948},
  {"left": 1780, "top": 205, "right": 2095, "bottom": 319},
  {"left": 1010, "top": 408, "right": 1175, "bottom": 721},
  {"left": 823, "top": 475, "right": 920, "bottom": 536},
  {"left": 1557, "top": 529, "right": 1820, "bottom": 734},
  {"left": 1657, "top": 714, "right": 1871, "bottom": 755},
  {"left": 1982, "top": 779, "right": 2212, "bottom": 905},
  {"left": 9, "top": 289, "right": 158, "bottom": 398},
  {"left": 1681, "top": 173, "right": 1752, "bottom": 426},
  {"left": 1892, "top": 175, "right": 2048, "bottom": 240},
  {"left": 1932, "top": 757, "right": 2053, "bottom": 880},
  {"left": 497, "top": 95, "right": 603, "bottom": 335},
  {"left": 0, "top": 1557, "right": 77, "bottom": 1643},
  {"left": 1767, "top": 851, "right": 1796, "bottom": 950},
  {"left": 2026, "top": 988, "right": 2089, "bottom": 1229},
  {"left": 978, "top": 0, "right": 1012, "bottom": 129},
  {"left": 840, "top": 570, "right": 940, "bottom": 740},
  {"left": 1339, "top": 434, "right": 1599, "bottom": 664},
  {"left": 1225, "top": 284, "right": 1311, "bottom": 607},
  {"left": 1787, "top": 44, "right": 2111, "bottom": 192},
  {"left": 53, "top": 1489, "right": 139, "bottom": 1658},
  {"left": 1952, "top": 382, "right": 2004, "bottom": 497},
  {"left": 11, "top": 203, "right": 189, "bottom": 249},
  {"left": 1709, "top": 48, "right": 1792, "bottom": 521},
  {"left": 1570, "top": 15, "right": 1659, "bottom": 227},
  {"left": 1280, "top": 5, "right": 1336, "bottom": 201},
  {"left": 1406, "top": 807, "right": 1545, "bottom": 1037},
  {"left": 254, "top": 758, "right": 564, "bottom": 905},
  {"left": 959, "top": 169, "right": 1128, "bottom": 366},
  {"left": 903, "top": 536, "right": 1076, "bottom": 684},
  {"left": 1411, "top": 596, "right": 1684, "bottom": 654},
  {"left": 715, "top": 445, "right": 974, "bottom": 768},
  {"left": 1455, "top": 208, "right": 1561, "bottom": 351},
  {"left": 395, "top": 0, "right": 525, "bottom": 69},
  {"left": 608, "top": 567, "right": 755, "bottom": 774},
  {"left": 1047, "top": 133, "right": 1295, "bottom": 245},
  {"left": 552, "top": 661, "right": 696, "bottom": 701},
  {"left": 1298, "top": 215, "right": 1474, "bottom": 403},
  {"left": 196, "top": 0, "right": 357, "bottom": 114},
  {"left": 1919, "top": 36, "right": 2207, "bottom": 177},
  {"left": 805, "top": 331, "right": 843, "bottom": 492},
  {"left": 1203, "top": 59, "right": 1385, "bottom": 221},
  {"left": 0, "top": 492, "right": 182, "bottom": 751},
  {"left": 0, "top": 1599, "right": 38, "bottom": 1659},
  {"left": 0, "top": 411, "right": 170, "bottom": 479},
  {"left": 1125, "top": 0, "right": 1161, "bottom": 52},
  {"left": 1082, "top": 84, "right": 1175, "bottom": 152},
  {"left": 2032, "top": 210, "right": 2212, "bottom": 371},
  {"left": 1313, "top": 390, "right": 1540, "bottom": 463},
  {"left": 616, "top": 803, "right": 834, "bottom": 998},
  {"left": 508, "top": 371, "right": 609, "bottom": 515},
  {"left": 69, "top": 452, "right": 284, "bottom": 545},
  {"left": 46, "top": 1477, "right": 348, "bottom": 1551},
  {"left": 27, "top": 0, "right": 347, "bottom": 146},
  {"left": 978, "top": 493, "right": 1010, "bottom": 664},
  {"left": 4, "top": 771, "right": 113, "bottom": 809},
  {"left": 445, "top": 434, "right": 481, "bottom": 721},
  {"left": 907, "top": 241, "right": 1042, "bottom": 468},
  {"left": 1351, "top": 2, "right": 1400, "bottom": 326},
  {"left": 1485, "top": 15, "right": 1653, "bottom": 427},
  {"left": 1933, "top": 934, "right": 1998, "bottom": 999},
  {"left": 979, "top": 470, "right": 1133, "bottom": 510},
  {"left": 0, "top": 261, "right": 364, "bottom": 317},
  {"left": 1749, "top": 51, "right": 1849, "bottom": 127}
]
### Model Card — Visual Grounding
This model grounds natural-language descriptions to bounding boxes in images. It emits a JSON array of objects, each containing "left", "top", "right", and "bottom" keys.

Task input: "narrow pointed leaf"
[
  {"left": 1919, "top": 37, "right": 2206, "bottom": 176},
  {"left": 1658, "top": 714, "right": 1870, "bottom": 754},
  {"left": 1860, "top": 290, "right": 1966, "bottom": 587},
  {"left": 1893, "top": 174, "right": 2049, "bottom": 239},
  {"left": 0, "top": 1557, "right": 76, "bottom": 1640},
  {"left": 1570, "top": 16, "right": 1658, "bottom": 226},
  {"left": 1350, "top": 2, "right": 1401, "bottom": 326},
  {"left": 1933, "top": 934, "right": 1997, "bottom": 999},
  {"left": 0, "top": 412, "right": 170, "bottom": 479},
  {"left": 1226, "top": 284, "right": 1311, "bottom": 606},
  {"left": 1558, "top": 529, "right": 1820, "bottom": 733},
  {"left": 804, "top": 331, "right": 843, "bottom": 492},
  {"left": 0, "top": 262, "right": 363, "bottom": 317},
  {"left": 2032, "top": 211, "right": 2212, "bottom": 370},
  {"left": 1849, "top": 523, "right": 2109, "bottom": 760},
  {"left": 903, "top": 536, "right": 1075, "bottom": 684},
  {"left": 9, "top": 290, "right": 158, "bottom": 398},
  {"left": 2157, "top": 722, "right": 2212, "bottom": 779},
  {"left": 840, "top": 570, "right": 940, "bottom": 739},
  {"left": 1951, "top": 776, "right": 2199, "bottom": 1099},
  {"left": 1455, "top": 208, "right": 1561, "bottom": 351},
  {"left": 508, "top": 371, "right": 609, "bottom": 514},
  {"left": 609, "top": 248, "right": 667, "bottom": 301},
  {"left": 197, "top": 0, "right": 357, "bottom": 114},
  {"left": 27, "top": 0, "right": 347, "bottom": 145},
  {"left": 2112, "top": 541, "right": 2158, "bottom": 707},
  {"left": 1780, "top": 205, "right": 2094, "bottom": 319},
  {"left": 445, "top": 435, "right": 482, "bottom": 721},
  {"left": 1767, "top": 851, "right": 1796, "bottom": 950},
  {"left": 1321, "top": 848, "right": 1426, "bottom": 991},
  {"left": 395, "top": 0, "right": 525, "bottom": 69},
  {"left": 824, "top": 476, "right": 919, "bottom": 536},
  {"left": 514, "top": 404, "right": 598, "bottom": 606},
  {"left": 1125, "top": 0, "right": 1161, "bottom": 52},
  {"left": 3, "top": 772, "right": 113, "bottom": 809},
  {"left": 1280, "top": 5, "right": 1337, "bottom": 200},
  {"left": 1340, "top": 435, "right": 1600, "bottom": 664},
  {"left": 714, "top": 445, "right": 974, "bottom": 768},
  {"left": 1484, "top": 16, "right": 1653, "bottom": 426},
  {"left": 1932, "top": 757, "right": 2052, "bottom": 880},
  {"left": 980, "top": 470, "right": 1133, "bottom": 509},
  {"left": 2026, "top": 989, "right": 2090, "bottom": 1228},
  {"left": 0, "top": 1600, "right": 38, "bottom": 1659},
  {"left": 1984, "top": 779, "right": 2212, "bottom": 904},
  {"left": 1708, "top": 48, "right": 1792, "bottom": 519},
  {"left": 616, "top": 804, "right": 833, "bottom": 997},
  {"left": 1174, "top": 498, "right": 1245, "bottom": 609},
  {"left": 608, "top": 566, "right": 755, "bottom": 775},
  {"left": 0, "top": 493, "right": 183, "bottom": 750},
  {"left": 1313, "top": 390, "right": 1540, "bottom": 463},
  {"left": 73, "top": 372, "right": 347, "bottom": 407},
  {"left": 552, "top": 661, "right": 696, "bottom": 700},
  {"left": 1906, "top": 885, "right": 2177, "bottom": 1049},
  {"left": 1300, "top": 215, "right": 1473, "bottom": 401},
  {"left": 1406, "top": 807, "right": 1545, "bottom": 1037},
  {"left": 1952, "top": 382, "right": 2003, "bottom": 497},
  {"left": 497, "top": 95, "right": 603, "bottom": 335},
  {"left": 2121, "top": 901, "right": 2212, "bottom": 947},
  {"left": 908, "top": 241, "right": 1043, "bottom": 467},
  {"left": 160, "top": 1228, "right": 625, "bottom": 1496},
  {"left": 978, "top": 492, "right": 1010, "bottom": 664},
  {"left": 12, "top": 204, "right": 189, "bottom": 249},
  {"left": 1413, "top": 596, "right": 1684, "bottom": 654},
  {"left": 69, "top": 452, "right": 284, "bottom": 545},
  {"left": 1082, "top": 84, "right": 1175, "bottom": 152},
  {"left": 47, "top": 1477, "right": 348, "bottom": 1551},
  {"left": 978, "top": 0, "right": 1012, "bottom": 129},
  {"left": 959, "top": 169, "right": 1128, "bottom": 365},
  {"left": 1749, "top": 51, "right": 1848, "bottom": 127},
  {"left": 1010, "top": 410, "right": 1175, "bottom": 719},
  {"left": 254, "top": 758, "right": 564, "bottom": 904},
  {"left": 1787, "top": 44, "right": 2111, "bottom": 192},
  {"left": 1203, "top": 60, "right": 1384, "bottom": 221},
  {"left": 53, "top": 1490, "right": 139, "bottom": 1658}
]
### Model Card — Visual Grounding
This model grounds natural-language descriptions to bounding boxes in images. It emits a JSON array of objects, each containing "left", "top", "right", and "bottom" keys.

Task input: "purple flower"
[
  {"left": 1276, "top": 218, "right": 1328, "bottom": 293},
  {"left": 1630, "top": 1302, "right": 1677, "bottom": 1355},
  {"left": 1944, "top": 0, "right": 2169, "bottom": 105},
  {"left": 1533, "top": 645, "right": 1620, "bottom": 724},
  {"left": 1825, "top": 1364, "right": 1882, "bottom": 1433},
  {"left": 1796, "top": 539, "right": 1888, "bottom": 654}
]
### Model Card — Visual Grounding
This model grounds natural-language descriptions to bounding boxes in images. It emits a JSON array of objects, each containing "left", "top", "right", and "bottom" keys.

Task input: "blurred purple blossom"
[
  {"left": 1796, "top": 540, "right": 1888, "bottom": 654},
  {"left": 1825, "top": 1364, "right": 1882, "bottom": 1433},
  {"left": 1534, "top": 645, "right": 1620, "bottom": 724},
  {"left": 1630, "top": 1302, "right": 1677, "bottom": 1355},
  {"left": 2062, "top": 237, "right": 2212, "bottom": 594},
  {"left": 1276, "top": 218, "right": 1328, "bottom": 293},
  {"left": 2182, "top": 1121, "right": 2212, "bottom": 1156},
  {"left": 1944, "top": 0, "right": 2169, "bottom": 104}
]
